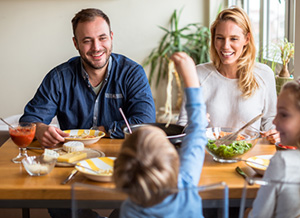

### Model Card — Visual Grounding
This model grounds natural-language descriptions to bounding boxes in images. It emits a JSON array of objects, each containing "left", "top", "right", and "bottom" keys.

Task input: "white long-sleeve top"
[
  {"left": 249, "top": 150, "right": 300, "bottom": 218},
  {"left": 177, "top": 62, "right": 277, "bottom": 131}
]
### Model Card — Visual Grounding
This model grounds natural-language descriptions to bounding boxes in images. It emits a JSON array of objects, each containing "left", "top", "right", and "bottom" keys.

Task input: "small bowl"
[
  {"left": 63, "top": 129, "right": 105, "bottom": 146},
  {"left": 205, "top": 127, "right": 260, "bottom": 162},
  {"left": 22, "top": 156, "right": 56, "bottom": 176},
  {"left": 275, "top": 142, "right": 297, "bottom": 151},
  {"left": 123, "top": 123, "right": 186, "bottom": 146}
]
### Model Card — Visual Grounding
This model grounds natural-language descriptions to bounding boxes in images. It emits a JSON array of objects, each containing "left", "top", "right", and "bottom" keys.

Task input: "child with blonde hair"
[
  {"left": 249, "top": 79, "right": 300, "bottom": 218},
  {"left": 113, "top": 52, "right": 208, "bottom": 217}
]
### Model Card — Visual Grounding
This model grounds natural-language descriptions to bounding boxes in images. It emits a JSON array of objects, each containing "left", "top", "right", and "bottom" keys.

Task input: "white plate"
[
  {"left": 55, "top": 148, "right": 105, "bottom": 167},
  {"left": 75, "top": 157, "right": 116, "bottom": 182},
  {"left": 245, "top": 155, "right": 273, "bottom": 175},
  {"left": 63, "top": 129, "right": 105, "bottom": 145}
]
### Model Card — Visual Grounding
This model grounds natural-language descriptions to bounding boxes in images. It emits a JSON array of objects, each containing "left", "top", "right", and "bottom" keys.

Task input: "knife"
[
  {"left": 27, "top": 147, "right": 44, "bottom": 150},
  {"left": 235, "top": 166, "right": 254, "bottom": 185},
  {"left": 61, "top": 169, "right": 78, "bottom": 185},
  {"left": 235, "top": 166, "right": 247, "bottom": 179}
]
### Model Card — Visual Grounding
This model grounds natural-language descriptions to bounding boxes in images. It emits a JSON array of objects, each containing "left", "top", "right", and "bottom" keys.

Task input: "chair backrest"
[
  {"left": 71, "top": 182, "right": 228, "bottom": 218},
  {"left": 239, "top": 177, "right": 300, "bottom": 218}
]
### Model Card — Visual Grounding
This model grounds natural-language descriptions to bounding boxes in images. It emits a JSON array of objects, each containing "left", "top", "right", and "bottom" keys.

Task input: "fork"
[
  {"left": 76, "top": 165, "right": 112, "bottom": 174},
  {"left": 214, "top": 113, "right": 263, "bottom": 146}
]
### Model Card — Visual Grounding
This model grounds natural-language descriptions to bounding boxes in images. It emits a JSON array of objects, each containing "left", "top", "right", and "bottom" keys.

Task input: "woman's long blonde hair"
[{"left": 210, "top": 6, "right": 258, "bottom": 98}]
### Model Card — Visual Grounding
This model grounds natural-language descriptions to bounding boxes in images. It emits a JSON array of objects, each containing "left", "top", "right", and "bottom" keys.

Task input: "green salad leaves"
[{"left": 206, "top": 139, "right": 253, "bottom": 159}]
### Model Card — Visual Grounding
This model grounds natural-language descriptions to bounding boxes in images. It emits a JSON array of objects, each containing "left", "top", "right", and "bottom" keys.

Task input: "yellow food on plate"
[
  {"left": 97, "top": 169, "right": 113, "bottom": 176},
  {"left": 57, "top": 151, "right": 87, "bottom": 163}
]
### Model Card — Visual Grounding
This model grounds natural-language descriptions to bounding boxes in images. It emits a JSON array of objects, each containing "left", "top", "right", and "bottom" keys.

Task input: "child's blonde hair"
[{"left": 113, "top": 126, "right": 179, "bottom": 207}]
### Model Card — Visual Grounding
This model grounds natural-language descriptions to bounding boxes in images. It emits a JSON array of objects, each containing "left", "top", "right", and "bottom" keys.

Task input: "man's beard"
[{"left": 81, "top": 46, "right": 112, "bottom": 70}]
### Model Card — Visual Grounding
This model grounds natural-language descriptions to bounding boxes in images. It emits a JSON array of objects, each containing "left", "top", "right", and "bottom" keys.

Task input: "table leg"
[{"left": 22, "top": 208, "right": 30, "bottom": 218}]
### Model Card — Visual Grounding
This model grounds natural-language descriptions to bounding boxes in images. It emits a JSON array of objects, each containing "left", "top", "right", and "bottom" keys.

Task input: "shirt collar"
[{"left": 80, "top": 56, "right": 112, "bottom": 82}]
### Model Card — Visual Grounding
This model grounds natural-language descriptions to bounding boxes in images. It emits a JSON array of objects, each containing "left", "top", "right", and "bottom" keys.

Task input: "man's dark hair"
[{"left": 71, "top": 8, "right": 111, "bottom": 37}]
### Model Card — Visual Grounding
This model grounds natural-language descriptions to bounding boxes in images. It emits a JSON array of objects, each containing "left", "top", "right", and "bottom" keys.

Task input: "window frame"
[{"left": 227, "top": 0, "right": 295, "bottom": 73}]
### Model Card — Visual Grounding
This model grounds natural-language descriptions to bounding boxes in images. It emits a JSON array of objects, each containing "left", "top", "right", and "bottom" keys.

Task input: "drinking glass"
[{"left": 9, "top": 122, "right": 36, "bottom": 163}]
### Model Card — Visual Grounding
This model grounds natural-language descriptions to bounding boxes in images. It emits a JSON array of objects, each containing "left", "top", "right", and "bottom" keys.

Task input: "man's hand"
[
  {"left": 97, "top": 126, "right": 109, "bottom": 137},
  {"left": 261, "top": 129, "right": 280, "bottom": 144},
  {"left": 35, "top": 122, "right": 69, "bottom": 147}
]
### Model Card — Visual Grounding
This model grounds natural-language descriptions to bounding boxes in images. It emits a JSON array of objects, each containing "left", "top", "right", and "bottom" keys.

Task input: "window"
[{"left": 228, "top": 0, "right": 295, "bottom": 71}]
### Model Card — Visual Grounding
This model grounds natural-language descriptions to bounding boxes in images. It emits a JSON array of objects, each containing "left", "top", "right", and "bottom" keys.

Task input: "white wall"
[{"left": 0, "top": 0, "right": 208, "bottom": 118}]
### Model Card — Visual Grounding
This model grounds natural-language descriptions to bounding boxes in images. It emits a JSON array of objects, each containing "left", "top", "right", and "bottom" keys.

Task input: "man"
[{"left": 20, "top": 8, "right": 156, "bottom": 147}]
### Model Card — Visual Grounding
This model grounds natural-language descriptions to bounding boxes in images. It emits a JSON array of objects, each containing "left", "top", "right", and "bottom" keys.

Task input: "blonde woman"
[{"left": 177, "top": 7, "right": 279, "bottom": 143}]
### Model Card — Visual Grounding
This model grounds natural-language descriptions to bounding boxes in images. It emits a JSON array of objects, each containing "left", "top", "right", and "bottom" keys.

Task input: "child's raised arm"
[
  {"left": 170, "top": 52, "right": 200, "bottom": 88},
  {"left": 170, "top": 52, "right": 207, "bottom": 186}
]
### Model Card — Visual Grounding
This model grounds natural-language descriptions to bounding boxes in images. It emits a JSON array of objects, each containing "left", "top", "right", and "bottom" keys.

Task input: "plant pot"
[
  {"left": 275, "top": 76, "right": 293, "bottom": 95},
  {"left": 278, "top": 64, "right": 290, "bottom": 77}
]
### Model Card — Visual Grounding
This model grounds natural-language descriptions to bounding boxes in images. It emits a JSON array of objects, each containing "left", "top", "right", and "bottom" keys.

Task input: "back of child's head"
[
  {"left": 281, "top": 79, "right": 300, "bottom": 110},
  {"left": 113, "top": 126, "right": 179, "bottom": 207}
]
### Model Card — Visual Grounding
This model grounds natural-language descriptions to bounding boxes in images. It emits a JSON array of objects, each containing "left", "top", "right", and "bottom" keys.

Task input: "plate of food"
[
  {"left": 75, "top": 157, "right": 116, "bottom": 182},
  {"left": 245, "top": 155, "right": 273, "bottom": 175},
  {"left": 42, "top": 141, "right": 105, "bottom": 167},
  {"left": 63, "top": 129, "right": 105, "bottom": 145}
]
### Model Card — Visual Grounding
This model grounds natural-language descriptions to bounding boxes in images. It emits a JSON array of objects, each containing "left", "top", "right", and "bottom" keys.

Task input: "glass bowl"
[
  {"left": 22, "top": 156, "right": 56, "bottom": 176},
  {"left": 205, "top": 127, "right": 260, "bottom": 163}
]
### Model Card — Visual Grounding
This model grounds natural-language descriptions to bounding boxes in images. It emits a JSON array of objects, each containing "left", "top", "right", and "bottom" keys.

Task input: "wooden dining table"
[{"left": 0, "top": 136, "right": 276, "bottom": 215}]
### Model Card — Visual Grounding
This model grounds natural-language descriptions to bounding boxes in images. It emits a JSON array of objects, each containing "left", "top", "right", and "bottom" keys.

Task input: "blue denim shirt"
[
  {"left": 120, "top": 88, "right": 208, "bottom": 218},
  {"left": 20, "top": 53, "right": 156, "bottom": 138}
]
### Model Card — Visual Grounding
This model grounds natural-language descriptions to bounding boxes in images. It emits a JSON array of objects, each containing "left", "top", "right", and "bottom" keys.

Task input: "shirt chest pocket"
[
  {"left": 104, "top": 93, "right": 124, "bottom": 109},
  {"left": 105, "top": 93, "right": 123, "bottom": 99}
]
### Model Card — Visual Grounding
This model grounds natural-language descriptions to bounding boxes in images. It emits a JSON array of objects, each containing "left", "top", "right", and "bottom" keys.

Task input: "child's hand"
[
  {"left": 170, "top": 52, "right": 200, "bottom": 88},
  {"left": 261, "top": 129, "right": 280, "bottom": 144}
]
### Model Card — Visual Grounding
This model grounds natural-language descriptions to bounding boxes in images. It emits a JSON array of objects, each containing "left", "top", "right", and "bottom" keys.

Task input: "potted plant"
[
  {"left": 275, "top": 38, "right": 294, "bottom": 94},
  {"left": 258, "top": 38, "right": 294, "bottom": 94},
  {"left": 143, "top": 9, "right": 210, "bottom": 124},
  {"left": 277, "top": 38, "right": 294, "bottom": 77}
]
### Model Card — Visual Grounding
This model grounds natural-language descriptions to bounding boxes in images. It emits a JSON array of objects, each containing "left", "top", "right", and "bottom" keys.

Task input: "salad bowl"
[{"left": 205, "top": 127, "right": 260, "bottom": 163}]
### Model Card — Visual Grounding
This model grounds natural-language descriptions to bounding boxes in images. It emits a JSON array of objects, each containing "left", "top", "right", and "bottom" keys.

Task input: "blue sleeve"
[
  {"left": 20, "top": 69, "right": 60, "bottom": 125},
  {"left": 108, "top": 65, "right": 156, "bottom": 138},
  {"left": 179, "top": 87, "right": 208, "bottom": 186}
]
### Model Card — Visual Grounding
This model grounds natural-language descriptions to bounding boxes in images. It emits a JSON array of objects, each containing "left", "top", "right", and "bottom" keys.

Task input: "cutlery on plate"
[
  {"left": 232, "top": 158, "right": 268, "bottom": 168},
  {"left": 76, "top": 165, "right": 111, "bottom": 174},
  {"left": 61, "top": 169, "right": 78, "bottom": 185}
]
